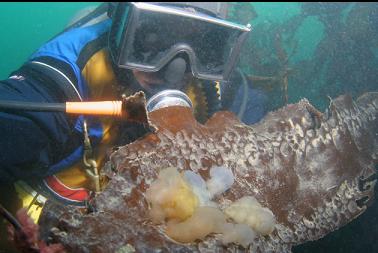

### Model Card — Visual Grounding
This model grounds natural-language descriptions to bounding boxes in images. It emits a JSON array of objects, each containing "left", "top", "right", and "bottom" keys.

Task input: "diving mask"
[{"left": 109, "top": 2, "right": 251, "bottom": 82}]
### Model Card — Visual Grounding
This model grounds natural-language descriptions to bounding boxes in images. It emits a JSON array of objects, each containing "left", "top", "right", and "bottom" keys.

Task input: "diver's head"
[{"left": 108, "top": 2, "right": 251, "bottom": 97}]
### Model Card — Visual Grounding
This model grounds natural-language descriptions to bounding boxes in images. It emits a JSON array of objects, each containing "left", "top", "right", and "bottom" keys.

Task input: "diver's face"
[
  {"left": 130, "top": 56, "right": 189, "bottom": 97},
  {"left": 132, "top": 70, "right": 165, "bottom": 94},
  {"left": 132, "top": 70, "right": 189, "bottom": 97}
]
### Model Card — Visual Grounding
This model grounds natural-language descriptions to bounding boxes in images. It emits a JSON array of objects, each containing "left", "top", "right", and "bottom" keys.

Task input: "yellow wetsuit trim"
[
  {"left": 82, "top": 49, "right": 118, "bottom": 100},
  {"left": 55, "top": 49, "right": 119, "bottom": 190}
]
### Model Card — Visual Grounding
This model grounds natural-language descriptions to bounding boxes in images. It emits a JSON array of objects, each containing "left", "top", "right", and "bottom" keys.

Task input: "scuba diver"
[{"left": 0, "top": 4, "right": 260, "bottom": 247}]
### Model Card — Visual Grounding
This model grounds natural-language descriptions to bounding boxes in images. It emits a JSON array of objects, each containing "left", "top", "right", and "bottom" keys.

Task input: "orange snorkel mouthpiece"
[
  {"left": 0, "top": 91, "right": 150, "bottom": 125},
  {"left": 65, "top": 91, "right": 150, "bottom": 126},
  {"left": 65, "top": 101, "right": 123, "bottom": 116}
]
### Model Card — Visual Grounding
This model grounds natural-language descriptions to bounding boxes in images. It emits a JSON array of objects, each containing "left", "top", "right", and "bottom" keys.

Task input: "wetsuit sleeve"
[{"left": 0, "top": 67, "right": 81, "bottom": 184}]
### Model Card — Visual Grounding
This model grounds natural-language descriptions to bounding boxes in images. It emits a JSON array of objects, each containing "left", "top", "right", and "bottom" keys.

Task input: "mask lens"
[
  {"left": 128, "top": 10, "right": 243, "bottom": 76},
  {"left": 111, "top": 3, "right": 250, "bottom": 81}
]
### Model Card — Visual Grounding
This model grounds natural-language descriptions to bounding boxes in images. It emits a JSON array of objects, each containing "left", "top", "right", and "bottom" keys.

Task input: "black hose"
[
  {"left": 0, "top": 100, "right": 65, "bottom": 112},
  {"left": 0, "top": 203, "right": 22, "bottom": 231}
]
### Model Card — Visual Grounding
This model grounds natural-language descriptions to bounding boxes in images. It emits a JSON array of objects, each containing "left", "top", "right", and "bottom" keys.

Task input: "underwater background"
[
  {"left": 0, "top": 2, "right": 377, "bottom": 253},
  {"left": 227, "top": 4, "right": 378, "bottom": 252}
]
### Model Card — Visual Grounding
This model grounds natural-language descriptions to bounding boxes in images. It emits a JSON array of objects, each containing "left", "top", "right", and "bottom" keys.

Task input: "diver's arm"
[
  {"left": 0, "top": 20, "right": 112, "bottom": 183},
  {"left": 0, "top": 68, "right": 81, "bottom": 184}
]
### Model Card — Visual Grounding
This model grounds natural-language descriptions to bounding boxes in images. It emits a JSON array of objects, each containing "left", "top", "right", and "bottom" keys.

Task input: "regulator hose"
[{"left": 0, "top": 100, "right": 65, "bottom": 112}]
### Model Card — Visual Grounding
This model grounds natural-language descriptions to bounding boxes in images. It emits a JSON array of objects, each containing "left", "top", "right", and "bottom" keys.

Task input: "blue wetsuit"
[
  {"left": 229, "top": 83, "right": 268, "bottom": 125},
  {"left": 222, "top": 69, "right": 268, "bottom": 125}
]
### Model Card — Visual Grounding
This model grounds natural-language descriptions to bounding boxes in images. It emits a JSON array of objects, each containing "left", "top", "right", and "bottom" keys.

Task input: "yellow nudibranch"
[
  {"left": 145, "top": 167, "right": 199, "bottom": 223},
  {"left": 145, "top": 166, "right": 276, "bottom": 248}
]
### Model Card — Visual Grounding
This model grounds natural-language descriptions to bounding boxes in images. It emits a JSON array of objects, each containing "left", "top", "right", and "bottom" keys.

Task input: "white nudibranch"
[
  {"left": 220, "top": 223, "right": 257, "bottom": 248},
  {"left": 182, "top": 166, "right": 235, "bottom": 206},
  {"left": 225, "top": 196, "right": 276, "bottom": 235},
  {"left": 206, "top": 166, "right": 235, "bottom": 197},
  {"left": 166, "top": 206, "right": 226, "bottom": 243},
  {"left": 182, "top": 171, "right": 213, "bottom": 206}
]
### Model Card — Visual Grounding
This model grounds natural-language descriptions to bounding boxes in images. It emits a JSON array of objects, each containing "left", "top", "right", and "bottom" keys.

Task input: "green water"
[
  {"left": 253, "top": 2, "right": 301, "bottom": 22},
  {"left": 231, "top": 3, "right": 324, "bottom": 65},
  {"left": 258, "top": 4, "right": 325, "bottom": 63},
  {"left": 0, "top": 2, "right": 99, "bottom": 79}
]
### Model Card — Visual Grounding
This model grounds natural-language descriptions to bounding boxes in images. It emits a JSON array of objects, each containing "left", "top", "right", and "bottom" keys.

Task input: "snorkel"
[{"left": 0, "top": 91, "right": 149, "bottom": 124}]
